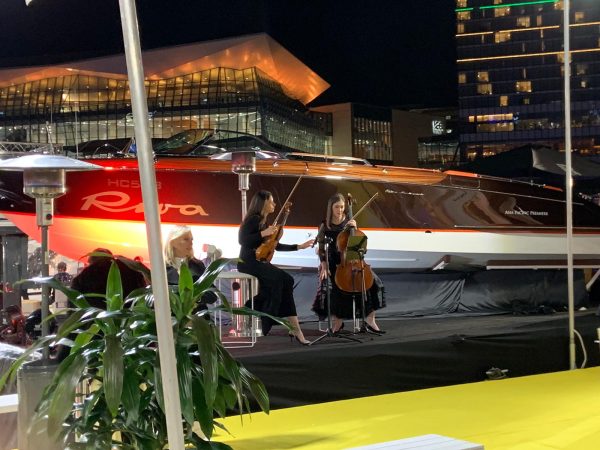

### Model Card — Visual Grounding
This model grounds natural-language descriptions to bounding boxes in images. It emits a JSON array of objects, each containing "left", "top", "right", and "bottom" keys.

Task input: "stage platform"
[
  {"left": 217, "top": 366, "right": 600, "bottom": 450},
  {"left": 228, "top": 310, "right": 600, "bottom": 410}
]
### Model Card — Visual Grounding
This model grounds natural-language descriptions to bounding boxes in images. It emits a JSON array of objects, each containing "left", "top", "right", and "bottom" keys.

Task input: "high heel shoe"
[
  {"left": 365, "top": 324, "right": 385, "bottom": 334},
  {"left": 289, "top": 333, "right": 311, "bottom": 346}
]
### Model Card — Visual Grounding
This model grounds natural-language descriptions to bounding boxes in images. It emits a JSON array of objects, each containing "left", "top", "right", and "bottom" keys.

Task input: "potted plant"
[{"left": 0, "top": 256, "right": 274, "bottom": 449}]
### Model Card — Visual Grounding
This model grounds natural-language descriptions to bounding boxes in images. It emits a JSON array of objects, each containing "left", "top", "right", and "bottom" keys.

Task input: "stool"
[{"left": 215, "top": 271, "right": 260, "bottom": 348}]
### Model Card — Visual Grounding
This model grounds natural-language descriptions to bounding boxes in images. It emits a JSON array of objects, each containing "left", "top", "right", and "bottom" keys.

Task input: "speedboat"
[{"left": 1, "top": 130, "right": 599, "bottom": 270}]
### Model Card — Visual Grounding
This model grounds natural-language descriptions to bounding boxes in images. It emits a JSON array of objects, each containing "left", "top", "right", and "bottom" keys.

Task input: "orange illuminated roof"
[{"left": 0, "top": 33, "right": 330, "bottom": 105}]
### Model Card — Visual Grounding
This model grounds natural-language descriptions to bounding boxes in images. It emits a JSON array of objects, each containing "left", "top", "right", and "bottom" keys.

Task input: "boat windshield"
[
  {"left": 153, "top": 129, "right": 213, "bottom": 155},
  {"left": 153, "top": 129, "right": 280, "bottom": 156}
]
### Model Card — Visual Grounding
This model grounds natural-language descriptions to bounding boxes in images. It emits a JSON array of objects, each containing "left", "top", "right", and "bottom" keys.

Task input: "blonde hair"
[{"left": 164, "top": 225, "right": 193, "bottom": 267}]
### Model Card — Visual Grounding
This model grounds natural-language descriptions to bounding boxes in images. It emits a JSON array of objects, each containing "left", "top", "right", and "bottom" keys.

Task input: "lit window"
[
  {"left": 557, "top": 53, "right": 565, "bottom": 63},
  {"left": 477, "top": 71, "right": 489, "bottom": 82},
  {"left": 494, "top": 0, "right": 502, "bottom": 4},
  {"left": 574, "top": 12, "right": 585, "bottom": 23},
  {"left": 456, "top": 0, "right": 467, "bottom": 7},
  {"left": 581, "top": 80, "right": 588, "bottom": 88},
  {"left": 516, "top": 16, "right": 530, "bottom": 27},
  {"left": 554, "top": 1, "right": 563, "bottom": 10},
  {"left": 477, "top": 122, "right": 514, "bottom": 133},
  {"left": 515, "top": 81, "right": 532, "bottom": 93},
  {"left": 457, "top": 11, "right": 471, "bottom": 20},
  {"left": 500, "top": 95, "right": 508, "bottom": 107},
  {"left": 495, "top": 31, "right": 511, "bottom": 43},
  {"left": 477, "top": 83, "right": 493, "bottom": 95},
  {"left": 576, "top": 64, "right": 588, "bottom": 75},
  {"left": 458, "top": 73, "right": 467, "bottom": 84},
  {"left": 457, "top": 23, "right": 465, "bottom": 34},
  {"left": 536, "top": 15, "right": 542, "bottom": 26},
  {"left": 495, "top": 7, "right": 510, "bottom": 17},
  {"left": 523, "top": 98, "right": 530, "bottom": 105}
]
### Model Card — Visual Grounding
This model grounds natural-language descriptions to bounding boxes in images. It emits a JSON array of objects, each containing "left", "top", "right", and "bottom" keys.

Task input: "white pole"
[
  {"left": 563, "top": 0, "right": 576, "bottom": 370},
  {"left": 74, "top": 109, "right": 79, "bottom": 159},
  {"left": 118, "top": 1, "right": 185, "bottom": 448}
]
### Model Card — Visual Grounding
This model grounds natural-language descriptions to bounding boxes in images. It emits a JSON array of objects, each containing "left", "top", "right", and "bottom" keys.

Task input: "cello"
[
  {"left": 255, "top": 176, "right": 303, "bottom": 262},
  {"left": 334, "top": 193, "right": 378, "bottom": 293}
]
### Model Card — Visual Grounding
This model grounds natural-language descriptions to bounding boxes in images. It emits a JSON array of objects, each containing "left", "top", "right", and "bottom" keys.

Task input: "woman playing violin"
[
  {"left": 312, "top": 193, "right": 385, "bottom": 333},
  {"left": 238, "top": 190, "right": 314, "bottom": 344}
]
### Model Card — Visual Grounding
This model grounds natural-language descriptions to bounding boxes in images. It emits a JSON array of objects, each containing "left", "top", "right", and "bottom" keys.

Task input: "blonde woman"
[{"left": 164, "top": 225, "right": 217, "bottom": 309}]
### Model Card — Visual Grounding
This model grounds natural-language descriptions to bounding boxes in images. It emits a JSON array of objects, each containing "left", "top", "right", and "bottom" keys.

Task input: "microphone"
[{"left": 312, "top": 222, "right": 325, "bottom": 248}]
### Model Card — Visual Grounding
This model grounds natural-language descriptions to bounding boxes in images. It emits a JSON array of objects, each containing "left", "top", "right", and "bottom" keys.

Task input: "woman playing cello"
[
  {"left": 238, "top": 190, "right": 314, "bottom": 344},
  {"left": 312, "top": 193, "right": 385, "bottom": 333}
]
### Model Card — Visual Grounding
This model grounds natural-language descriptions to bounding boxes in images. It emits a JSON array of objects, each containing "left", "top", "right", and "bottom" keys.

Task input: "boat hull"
[{"left": 1, "top": 158, "right": 599, "bottom": 269}]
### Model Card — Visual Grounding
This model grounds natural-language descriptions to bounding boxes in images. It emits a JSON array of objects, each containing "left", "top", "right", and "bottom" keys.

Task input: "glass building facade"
[
  {"left": 0, "top": 36, "right": 332, "bottom": 153},
  {"left": 456, "top": 0, "right": 600, "bottom": 160},
  {"left": 351, "top": 104, "right": 393, "bottom": 163}
]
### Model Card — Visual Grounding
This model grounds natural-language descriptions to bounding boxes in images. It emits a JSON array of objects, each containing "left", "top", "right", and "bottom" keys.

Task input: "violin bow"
[{"left": 272, "top": 175, "right": 304, "bottom": 225}]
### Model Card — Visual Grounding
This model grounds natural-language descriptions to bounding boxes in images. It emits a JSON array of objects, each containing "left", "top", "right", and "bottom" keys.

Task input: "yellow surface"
[{"left": 217, "top": 367, "right": 600, "bottom": 450}]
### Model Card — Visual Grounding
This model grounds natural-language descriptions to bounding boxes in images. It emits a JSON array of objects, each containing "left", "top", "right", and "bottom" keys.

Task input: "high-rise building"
[{"left": 456, "top": 0, "right": 600, "bottom": 160}]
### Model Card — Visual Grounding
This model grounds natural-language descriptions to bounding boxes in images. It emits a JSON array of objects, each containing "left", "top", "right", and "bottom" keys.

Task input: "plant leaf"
[
  {"left": 192, "top": 258, "right": 234, "bottom": 300},
  {"left": 44, "top": 354, "right": 88, "bottom": 437},
  {"left": 178, "top": 262, "right": 195, "bottom": 317},
  {"left": 239, "top": 366, "right": 270, "bottom": 414},
  {"left": 103, "top": 334, "right": 124, "bottom": 417},
  {"left": 190, "top": 316, "right": 218, "bottom": 411},
  {"left": 106, "top": 260, "right": 124, "bottom": 311},
  {"left": 121, "top": 364, "right": 141, "bottom": 426},
  {"left": 154, "top": 362, "right": 165, "bottom": 414},
  {"left": 176, "top": 344, "right": 195, "bottom": 427},
  {"left": 191, "top": 377, "right": 213, "bottom": 440}
]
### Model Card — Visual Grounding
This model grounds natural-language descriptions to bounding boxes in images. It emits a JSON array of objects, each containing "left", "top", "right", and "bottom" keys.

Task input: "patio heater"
[
  {"left": 0, "top": 154, "right": 101, "bottom": 357},
  {"left": 0, "top": 153, "right": 100, "bottom": 450},
  {"left": 212, "top": 148, "right": 280, "bottom": 218},
  {"left": 231, "top": 151, "right": 256, "bottom": 219}
]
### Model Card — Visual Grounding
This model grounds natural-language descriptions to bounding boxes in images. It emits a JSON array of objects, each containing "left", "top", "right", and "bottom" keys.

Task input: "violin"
[
  {"left": 255, "top": 176, "right": 303, "bottom": 262},
  {"left": 255, "top": 202, "right": 292, "bottom": 262},
  {"left": 334, "top": 193, "right": 378, "bottom": 293}
]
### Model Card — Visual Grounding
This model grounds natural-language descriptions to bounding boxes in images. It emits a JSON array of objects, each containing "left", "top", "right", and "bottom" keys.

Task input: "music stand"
[
  {"left": 346, "top": 234, "right": 383, "bottom": 336},
  {"left": 310, "top": 235, "right": 361, "bottom": 346}
]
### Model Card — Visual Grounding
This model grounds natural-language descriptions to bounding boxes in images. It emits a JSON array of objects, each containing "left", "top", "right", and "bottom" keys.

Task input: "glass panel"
[
  {"left": 494, "top": 7, "right": 510, "bottom": 17},
  {"left": 477, "top": 83, "right": 493, "bottom": 94},
  {"left": 495, "top": 31, "right": 511, "bottom": 43},
  {"left": 477, "top": 71, "right": 489, "bottom": 82},
  {"left": 515, "top": 81, "right": 532, "bottom": 92}
]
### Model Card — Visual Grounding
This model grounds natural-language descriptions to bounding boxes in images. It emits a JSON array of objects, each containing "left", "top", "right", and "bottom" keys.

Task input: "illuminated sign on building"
[{"left": 432, "top": 120, "right": 445, "bottom": 135}]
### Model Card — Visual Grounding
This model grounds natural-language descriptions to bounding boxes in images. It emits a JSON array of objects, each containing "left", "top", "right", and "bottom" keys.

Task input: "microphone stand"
[{"left": 310, "top": 235, "right": 361, "bottom": 346}]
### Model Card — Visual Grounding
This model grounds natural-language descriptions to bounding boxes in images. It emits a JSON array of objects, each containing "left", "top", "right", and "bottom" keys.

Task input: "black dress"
[
  {"left": 311, "top": 220, "right": 385, "bottom": 320},
  {"left": 166, "top": 257, "right": 218, "bottom": 311},
  {"left": 238, "top": 214, "right": 299, "bottom": 335}
]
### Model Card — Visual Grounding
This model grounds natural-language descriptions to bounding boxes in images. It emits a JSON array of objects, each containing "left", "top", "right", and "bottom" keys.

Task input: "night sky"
[{"left": 0, "top": 0, "right": 457, "bottom": 109}]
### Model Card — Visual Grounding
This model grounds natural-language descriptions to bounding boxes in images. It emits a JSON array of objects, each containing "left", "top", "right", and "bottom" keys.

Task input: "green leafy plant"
[{"left": 0, "top": 256, "right": 277, "bottom": 449}]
